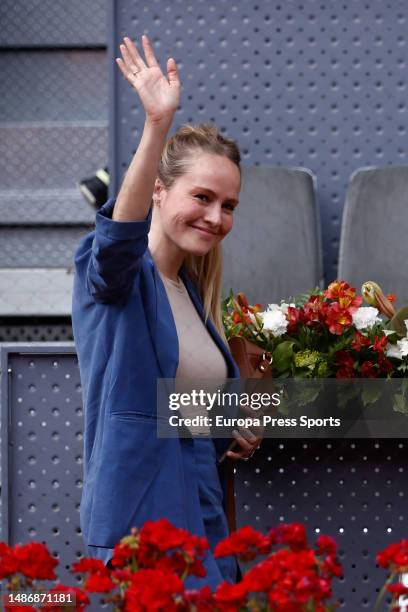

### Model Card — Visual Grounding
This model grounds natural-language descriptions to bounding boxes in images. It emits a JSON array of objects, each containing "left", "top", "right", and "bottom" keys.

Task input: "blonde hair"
[{"left": 157, "top": 123, "right": 241, "bottom": 346}]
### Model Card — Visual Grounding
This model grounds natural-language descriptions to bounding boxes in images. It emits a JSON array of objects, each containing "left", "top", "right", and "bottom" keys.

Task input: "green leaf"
[
  {"left": 293, "top": 385, "right": 321, "bottom": 407},
  {"left": 337, "top": 386, "right": 359, "bottom": 410},
  {"left": 272, "top": 341, "right": 295, "bottom": 374},
  {"left": 393, "top": 393, "right": 408, "bottom": 414},
  {"left": 389, "top": 306, "right": 408, "bottom": 336},
  {"left": 361, "top": 386, "right": 381, "bottom": 407}
]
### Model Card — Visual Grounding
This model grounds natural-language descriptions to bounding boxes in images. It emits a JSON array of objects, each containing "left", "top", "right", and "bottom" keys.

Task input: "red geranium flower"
[
  {"left": 315, "top": 534, "right": 338, "bottom": 557},
  {"left": 136, "top": 519, "right": 208, "bottom": 578},
  {"left": 153, "top": 550, "right": 207, "bottom": 578},
  {"left": 84, "top": 572, "right": 115, "bottom": 593},
  {"left": 321, "top": 553, "right": 343, "bottom": 578},
  {"left": 0, "top": 542, "right": 19, "bottom": 578},
  {"left": 377, "top": 541, "right": 408, "bottom": 570},
  {"left": 13, "top": 542, "right": 58, "bottom": 580},
  {"left": 111, "top": 568, "right": 133, "bottom": 584},
  {"left": 214, "top": 525, "right": 271, "bottom": 562},
  {"left": 110, "top": 541, "right": 137, "bottom": 568},
  {"left": 269, "top": 523, "right": 308, "bottom": 552},
  {"left": 185, "top": 585, "right": 216, "bottom": 611},
  {"left": 124, "top": 569, "right": 184, "bottom": 612},
  {"left": 214, "top": 580, "right": 249, "bottom": 611},
  {"left": 71, "top": 558, "right": 108, "bottom": 575},
  {"left": 47, "top": 584, "right": 90, "bottom": 612}
]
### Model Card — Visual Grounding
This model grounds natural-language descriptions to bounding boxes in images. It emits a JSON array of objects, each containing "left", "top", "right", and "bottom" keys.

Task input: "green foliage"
[{"left": 272, "top": 341, "right": 296, "bottom": 374}]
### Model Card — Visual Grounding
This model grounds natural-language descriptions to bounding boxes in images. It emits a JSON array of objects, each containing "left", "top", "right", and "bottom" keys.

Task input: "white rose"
[
  {"left": 352, "top": 307, "right": 381, "bottom": 330},
  {"left": 266, "top": 302, "right": 295, "bottom": 315},
  {"left": 386, "top": 337, "right": 408, "bottom": 360},
  {"left": 260, "top": 309, "right": 288, "bottom": 337}
]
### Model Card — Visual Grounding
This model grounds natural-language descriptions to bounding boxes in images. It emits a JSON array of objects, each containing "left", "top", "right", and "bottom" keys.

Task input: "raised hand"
[{"left": 116, "top": 35, "right": 181, "bottom": 126}]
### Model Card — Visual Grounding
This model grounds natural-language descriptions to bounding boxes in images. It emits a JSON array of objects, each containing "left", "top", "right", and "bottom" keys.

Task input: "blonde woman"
[{"left": 72, "top": 35, "right": 261, "bottom": 590}]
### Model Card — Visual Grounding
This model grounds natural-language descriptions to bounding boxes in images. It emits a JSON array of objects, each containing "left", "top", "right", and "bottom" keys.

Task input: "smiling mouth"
[{"left": 190, "top": 225, "right": 217, "bottom": 236}]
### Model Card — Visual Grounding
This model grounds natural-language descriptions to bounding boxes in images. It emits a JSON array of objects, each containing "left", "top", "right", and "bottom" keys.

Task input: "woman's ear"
[{"left": 153, "top": 178, "right": 165, "bottom": 206}]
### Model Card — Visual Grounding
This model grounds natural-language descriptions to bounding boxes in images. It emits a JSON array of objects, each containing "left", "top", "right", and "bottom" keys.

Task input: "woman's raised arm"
[{"left": 113, "top": 35, "right": 181, "bottom": 222}]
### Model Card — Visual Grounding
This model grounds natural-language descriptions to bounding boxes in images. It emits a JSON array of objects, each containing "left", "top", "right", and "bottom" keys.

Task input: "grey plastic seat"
[
  {"left": 338, "top": 166, "right": 408, "bottom": 301},
  {"left": 222, "top": 165, "right": 323, "bottom": 307}
]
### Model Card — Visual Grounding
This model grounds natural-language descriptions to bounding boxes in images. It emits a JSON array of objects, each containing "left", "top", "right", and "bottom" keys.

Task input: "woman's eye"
[
  {"left": 195, "top": 194, "right": 208, "bottom": 202},
  {"left": 223, "top": 203, "right": 235, "bottom": 211}
]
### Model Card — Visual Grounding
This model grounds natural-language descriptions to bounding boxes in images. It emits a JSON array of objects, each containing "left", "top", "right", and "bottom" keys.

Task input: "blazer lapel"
[{"left": 144, "top": 249, "right": 179, "bottom": 379}]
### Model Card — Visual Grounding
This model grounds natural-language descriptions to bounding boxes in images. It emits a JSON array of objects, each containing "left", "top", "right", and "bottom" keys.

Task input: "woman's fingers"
[
  {"left": 115, "top": 57, "right": 128, "bottom": 79},
  {"left": 225, "top": 428, "right": 262, "bottom": 461},
  {"left": 232, "top": 428, "right": 254, "bottom": 452},
  {"left": 123, "top": 36, "right": 146, "bottom": 71},
  {"left": 167, "top": 57, "right": 180, "bottom": 87},
  {"left": 120, "top": 43, "right": 140, "bottom": 78},
  {"left": 141, "top": 34, "right": 160, "bottom": 68}
]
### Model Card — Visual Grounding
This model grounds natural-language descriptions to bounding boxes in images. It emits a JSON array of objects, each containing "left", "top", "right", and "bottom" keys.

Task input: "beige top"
[{"left": 159, "top": 271, "right": 228, "bottom": 435}]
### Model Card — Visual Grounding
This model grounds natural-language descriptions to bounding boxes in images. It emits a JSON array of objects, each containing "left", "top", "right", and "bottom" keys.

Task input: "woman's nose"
[{"left": 203, "top": 203, "right": 222, "bottom": 227}]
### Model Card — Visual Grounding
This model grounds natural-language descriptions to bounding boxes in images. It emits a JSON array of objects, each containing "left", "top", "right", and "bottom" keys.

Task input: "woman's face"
[{"left": 154, "top": 152, "right": 241, "bottom": 257}]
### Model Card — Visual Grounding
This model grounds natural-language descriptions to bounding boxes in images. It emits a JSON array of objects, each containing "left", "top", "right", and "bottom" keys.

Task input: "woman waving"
[{"left": 72, "top": 34, "right": 261, "bottom": 590}]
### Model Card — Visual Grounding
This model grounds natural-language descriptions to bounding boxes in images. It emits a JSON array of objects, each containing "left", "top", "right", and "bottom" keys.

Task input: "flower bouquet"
[
  {"left": 222, "top": 281, "right": 408, "bottom": 416},
  {"left": 222, "top": 280, "right": 408, "bottom": 380}
]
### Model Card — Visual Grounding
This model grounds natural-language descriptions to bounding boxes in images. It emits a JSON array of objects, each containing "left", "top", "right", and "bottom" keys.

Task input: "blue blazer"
[{"left": 71, "top": 198, "right": 240, "bottom": 549}]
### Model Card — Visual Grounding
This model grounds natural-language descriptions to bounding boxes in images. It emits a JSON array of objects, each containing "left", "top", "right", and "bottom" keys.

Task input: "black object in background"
[{"left": 78, "top": 167, "right": 109, "bottom": 210}]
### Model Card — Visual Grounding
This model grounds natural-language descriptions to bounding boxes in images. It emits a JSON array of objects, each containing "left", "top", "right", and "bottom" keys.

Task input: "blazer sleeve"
[{"left": 84, "top": 198, "right": 152, "bottom": 304}]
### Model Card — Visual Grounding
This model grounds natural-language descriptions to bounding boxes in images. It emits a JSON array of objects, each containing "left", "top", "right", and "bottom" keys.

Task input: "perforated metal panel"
[
  {"left": 0, "top": 124, "right": 107, "bottom": 190},
  {"left": 0, "top": 344, "right": 105, "bottom": 611},
  {"left": 236, "top": 439, "right": 404, "bottom": 609},
  {"left": 0, "top": 190, "right": 95, "bottom": 226},
  {"left": 110, "top": 0, "right": 408, "bottom": 282},
  {"left": 0, "top": 51, "right": 108, "bottom": 122},
  {"left": 0, "top": 230, "right": 89, "bottom": 268},
  {"left": 0, "top": 270, "right": 76, "bottom": 316},
  {"left": 0, "top": 0, "right": 107, "bottom": 47}
]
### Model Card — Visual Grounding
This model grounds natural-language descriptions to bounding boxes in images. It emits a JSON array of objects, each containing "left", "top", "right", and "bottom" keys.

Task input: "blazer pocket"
[{"left": 109, "top": 411, "right": 157, "bottom": 422}]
